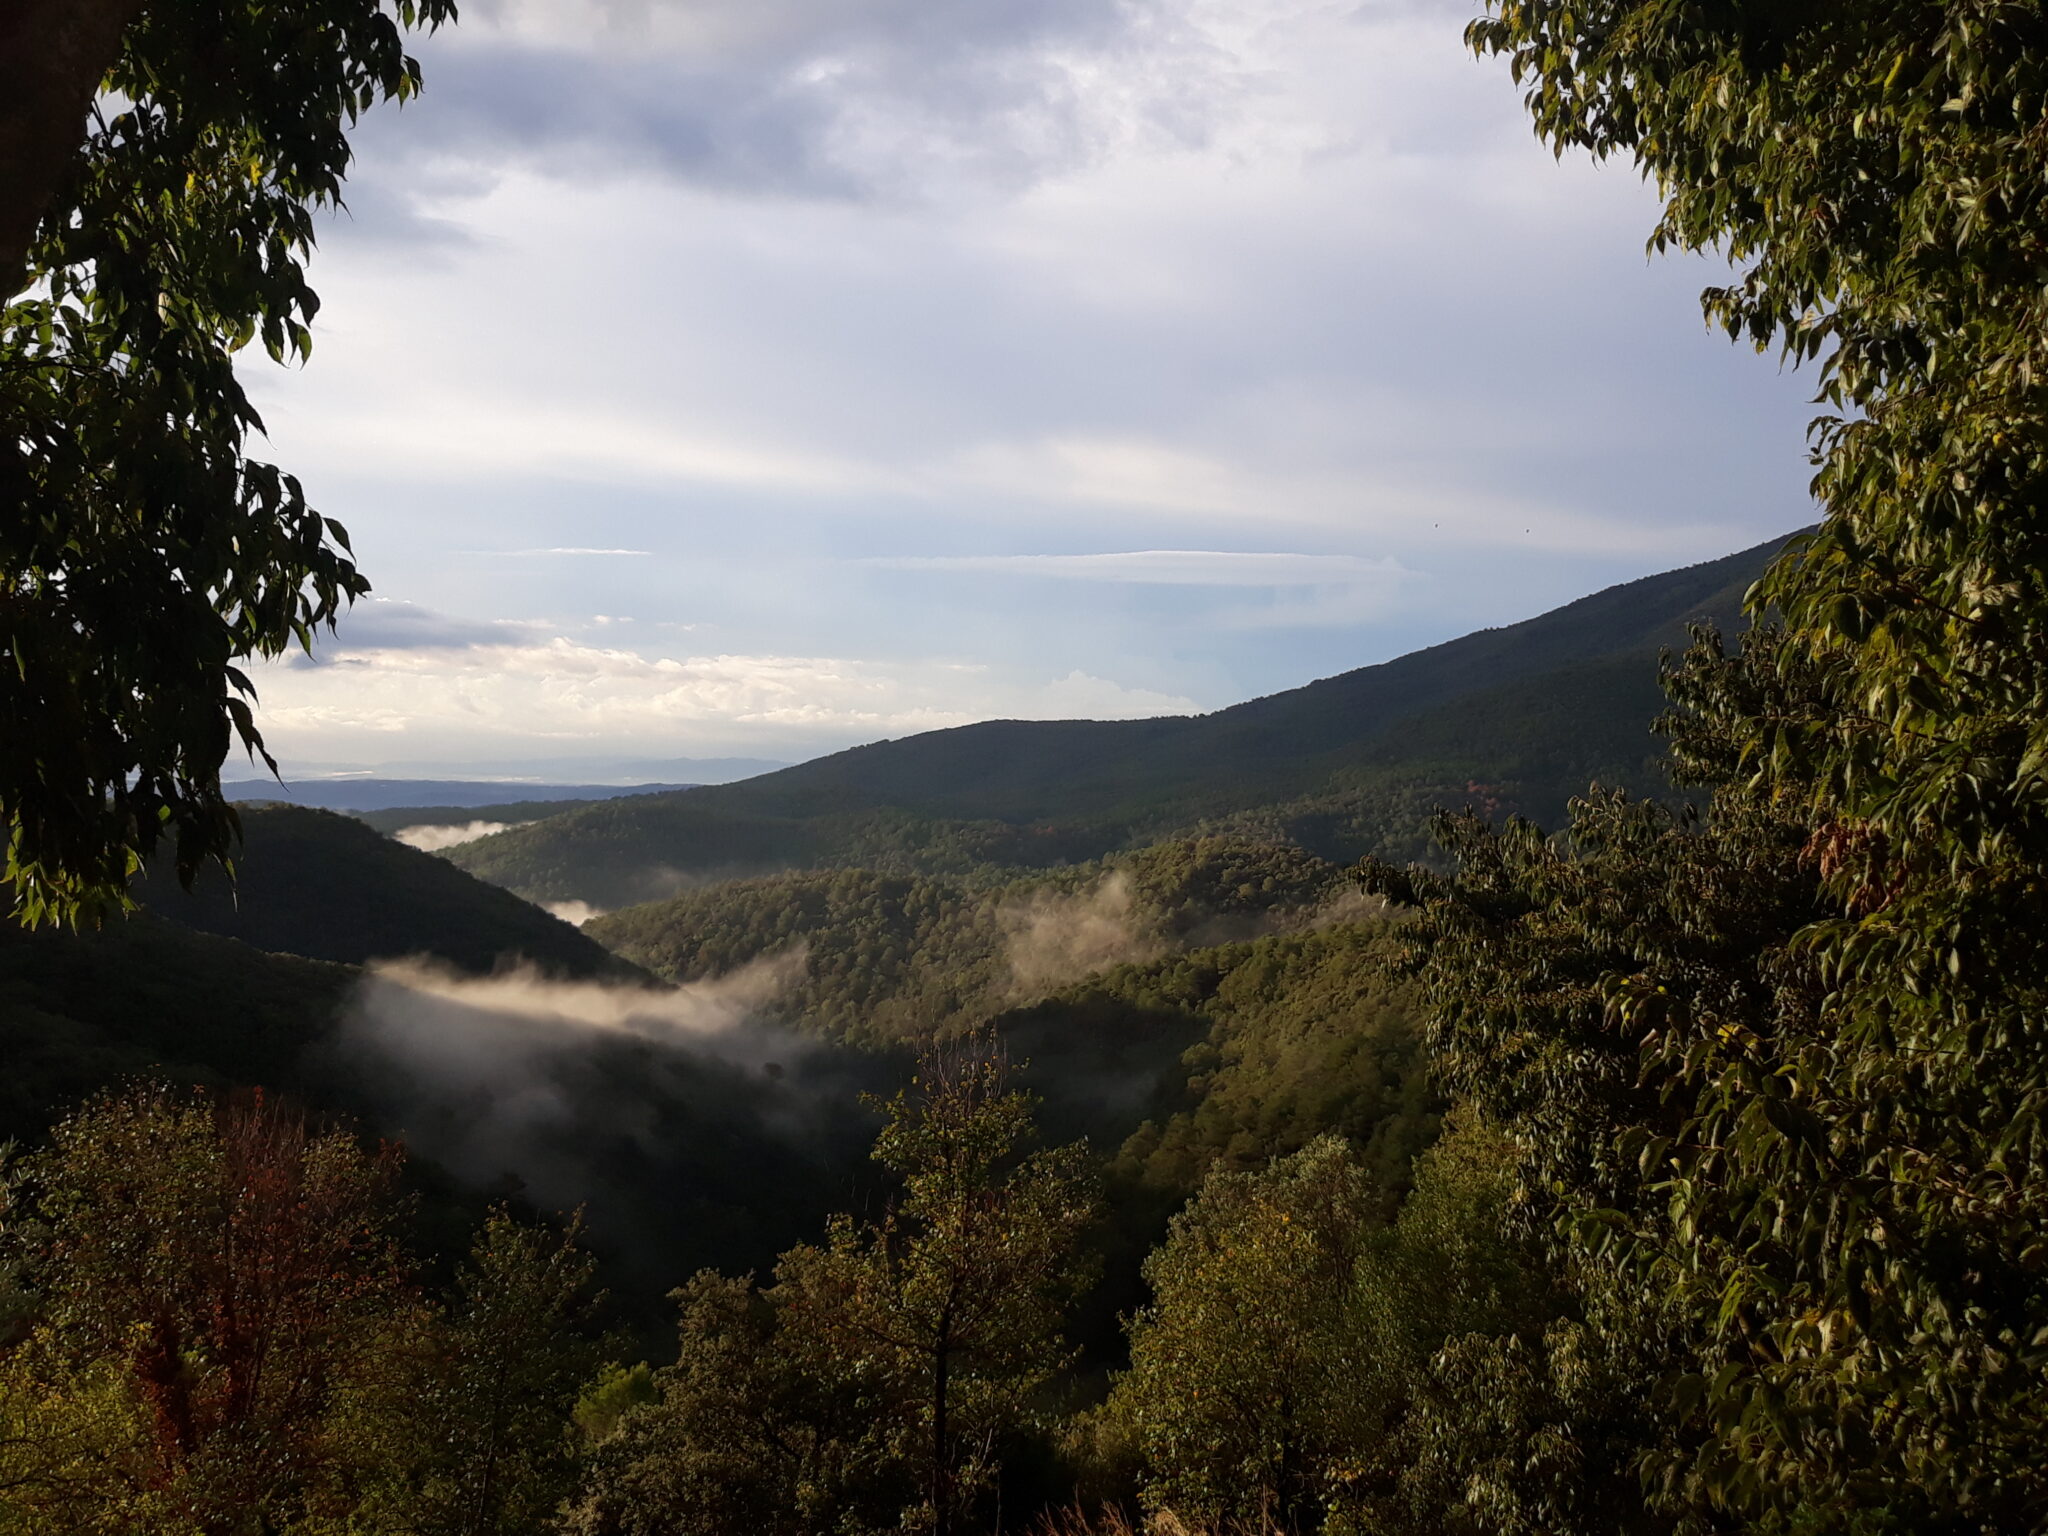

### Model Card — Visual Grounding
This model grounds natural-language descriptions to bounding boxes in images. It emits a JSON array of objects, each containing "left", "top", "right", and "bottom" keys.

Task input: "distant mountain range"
[
  {"left": 445, "top": 534, "right": 1792, "bottom": 909},
  {"left": 225, "top": 778, "right": 702, "bottom": 813}
]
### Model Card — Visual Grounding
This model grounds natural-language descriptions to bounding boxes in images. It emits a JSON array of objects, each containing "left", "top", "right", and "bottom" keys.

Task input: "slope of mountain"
[
  {"left": 587, "top": 834, "right": 1346, "bottom": 1046},
  {"left": 0, "top": 911, "right": 355, "bottom": 1145},
  {"left": 451, "top": 535, "right": 1789, "bottom": 906},
  {"left": 144, "top": 804, "right": 639, "bottom": 977}
]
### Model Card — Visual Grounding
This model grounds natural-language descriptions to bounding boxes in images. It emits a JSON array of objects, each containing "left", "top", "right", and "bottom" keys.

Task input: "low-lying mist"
[
  {"left": 318, "top": 953, "right": 899, "bottom": 1311},
  {"left": 394, "top": 819, "right": 529, "bottom": 852},
  {"left": 999, "top": 871, "right": 1164, "bottom": 998}
]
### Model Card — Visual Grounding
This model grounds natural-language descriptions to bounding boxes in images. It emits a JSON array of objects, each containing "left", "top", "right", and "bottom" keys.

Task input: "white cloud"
[
  {"left": 394, "top": 819, "right": 529, "bottom": 851},
  {"left": 491, "top": 547, "right": 654, "bottom": 557},
  {"left": 871, "top": 549, "right": 1411, "bottom": 586},
  {"left": 246, "top": 618, "right": 1198, "bottom": 767}
]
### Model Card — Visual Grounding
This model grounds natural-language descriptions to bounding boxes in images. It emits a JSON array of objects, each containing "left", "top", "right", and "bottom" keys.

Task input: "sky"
[{"left": 233, "top": 0, "right": 1821, "bottom": 783}]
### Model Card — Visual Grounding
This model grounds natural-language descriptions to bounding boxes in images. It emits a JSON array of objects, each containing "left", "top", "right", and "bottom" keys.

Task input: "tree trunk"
[
  {"left": 931, "top": 1333, "right": 950, "bottom": 1536},
  {"left": 0, "top": 0, "right": 144, "bottom": 299}
]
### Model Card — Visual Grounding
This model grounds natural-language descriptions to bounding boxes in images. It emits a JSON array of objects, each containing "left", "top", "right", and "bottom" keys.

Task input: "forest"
[{"left": 8, "top": 0, "right": 2048, "bottom": 1533}]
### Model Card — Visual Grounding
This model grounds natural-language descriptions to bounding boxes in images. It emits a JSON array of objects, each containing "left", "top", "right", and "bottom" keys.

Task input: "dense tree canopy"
[
  {"left": 1316, "top": 5, "right": 2048, "bottom": 1529},
  {"left": 2, "top": 0, "right": 453, "bottom": 927},
  {"left": 0, "top": 1086, "right": 603, "bottom": 1535}
]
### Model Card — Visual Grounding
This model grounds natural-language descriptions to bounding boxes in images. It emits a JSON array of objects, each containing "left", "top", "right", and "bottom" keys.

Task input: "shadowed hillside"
[{"left": 143, "top": 803, "right": 642, "bottom": 978}]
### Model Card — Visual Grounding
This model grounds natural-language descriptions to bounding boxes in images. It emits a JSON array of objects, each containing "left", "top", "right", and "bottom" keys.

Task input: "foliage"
[
  {"left": 354, "top": 1209, "right": 609, "bottom": 1536},
  {"left": 1364, "top": 628, "right": 2048, "bottom": 1530},
  {"left": 590, "top": 836, "right": 1351, "bottom": 1047},
  {"left": 564, "top": 1270, "right": 896, "bottom": 1536},
  {"left": 574, "top": 1045, "right": 1099, "bottom": 1536},
  {"left": 571, "top": 1360, "right": 657, "bottom": 1449},
  {"left": 1095, "top": 922, "right": 1432, "bottom": 1206},
  {"left": 0, "top": 1085, "right": 607, "bottom": 1535},
  {"left": 773, "top": 1046, "right": 1100, "bottom": 1536},
  {"left": 1, "top": 1086, "right": 413, "bottom": 1531},
  {"left": 0, "top": 0, "right": 453, "bottom": 927},
  {"left": 592, "top": 866, "right": 1010, "bottom": 1044},
  {"left": 1334, "top": 1115, "right": 1664, "bottom": 1536},
  {"left": 145, "top": 803, "right": 637, "bottom": 977},
  {"left": 0, "top": 909, "right": 354, "bottom": 1148},
  {"left": 1104, "top": 1136, "right": 1377, "bottom": 1533},
  {"left": 1336, "top": 4, "right": 2048, "bottom": 1527}
]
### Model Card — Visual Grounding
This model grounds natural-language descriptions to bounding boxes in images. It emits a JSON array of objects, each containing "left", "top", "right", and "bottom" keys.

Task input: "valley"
[{"left": 1, "top": 539, "right": 1774, "bottom": 1337}]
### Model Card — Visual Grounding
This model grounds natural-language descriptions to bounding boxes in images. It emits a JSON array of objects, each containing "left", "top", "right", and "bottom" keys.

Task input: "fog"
[
  {"left": 321, "top": 952, "right": 894, "bottom": 1298},
  {"left": 394, "top": 819, "right": 529, "bottom": 851},
  {"left": 999, "top": 871, "right": 1164, "bottom": 998}
]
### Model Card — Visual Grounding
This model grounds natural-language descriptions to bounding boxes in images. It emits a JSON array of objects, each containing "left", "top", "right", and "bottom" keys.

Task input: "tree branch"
[{"left": 0, "top": 0, "right": 145, "bottom": 300}]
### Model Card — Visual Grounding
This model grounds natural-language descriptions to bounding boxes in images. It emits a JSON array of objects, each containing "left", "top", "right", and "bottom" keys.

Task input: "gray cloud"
[
  {"left": 333, "top": 953, "right": 810, "bottom": 1208},
  {"left": 484, "top": 547, "right": 655, "bottom": 558},
  {"left": 323, "top": 600, "right": 541, "bottom": 653},
  {"left": 871, "top": 550, "right": 1416, "bottom": 587},
  {"left": 363, "top": 0, "right": 1221, "bottom": 202},
  {"left": 999, "top": 871, "right": 1163, "bottom": 998}
]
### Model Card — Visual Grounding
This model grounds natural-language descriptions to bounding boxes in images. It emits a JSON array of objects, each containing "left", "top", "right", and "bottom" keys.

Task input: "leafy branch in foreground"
[{"left": 2, "top": 0, "right": 453, "bottom": 927}]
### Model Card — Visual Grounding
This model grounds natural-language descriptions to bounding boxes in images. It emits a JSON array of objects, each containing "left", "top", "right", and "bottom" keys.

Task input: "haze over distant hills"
[
  {"left": 220, "top": 756, "right": 790, "bottom": 810},
  {"left": 445, "top": 534, "right": 1792, "bottom": 910},
  {"left": 225, "top": 778, "right": 700, "bottom": 813}
]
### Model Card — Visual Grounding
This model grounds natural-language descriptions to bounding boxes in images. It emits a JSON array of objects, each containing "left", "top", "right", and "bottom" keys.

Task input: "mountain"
[
  {"left": 142, "top": 803, "right": 640, "bottom": 977},
  {"left": 449, "top": 535, "right": 1789, "bottom": 908}
]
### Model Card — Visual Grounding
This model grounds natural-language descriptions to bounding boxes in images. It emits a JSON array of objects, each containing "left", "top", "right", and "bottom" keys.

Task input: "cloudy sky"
[{"left": 235, "top": 0, "right": 1818, "bottom": 782}]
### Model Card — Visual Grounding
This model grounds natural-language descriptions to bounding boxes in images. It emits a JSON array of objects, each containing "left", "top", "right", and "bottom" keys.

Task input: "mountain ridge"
[{"left": 446, "top": 534, "right": 1794, "bottom": 907}]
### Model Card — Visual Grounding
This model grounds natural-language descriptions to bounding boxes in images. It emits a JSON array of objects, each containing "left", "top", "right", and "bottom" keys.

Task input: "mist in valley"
[{"left": 319, "top": 952, "right": 899, "bottom": 1304}]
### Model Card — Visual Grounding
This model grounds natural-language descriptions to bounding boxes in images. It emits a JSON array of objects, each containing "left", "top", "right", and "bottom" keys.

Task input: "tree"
[
  {"left": 408, "top": 1211, "right": 608, "bottom": 1536},
  {"left": 572, "top": 1043, "right": 1099, "bottom": 1536},
  {"left": 0, "top": 1086, "right": 414, "bottom": 1533},
  {"left": 2, "top": 0, "right": 454, "bottom": 927},
  {"left": 562, "top": 1270, "right": 892, "bottom": 1536},
  {"left": 1375, "top": 5, "right": 2048, "bottom": 1527},
  {"left": 0, "top": 2, "right": 141, "bottom": 295},
  {"left": 1364, "top": 626, "right": 2048, "bottom": 1530},
  {"left": 1344, "top": 1115, "right": 1672, "bottom": 1536},
  {"left": 1104, "top": 1135, "right": 1372, "bottom": 1534},
  {"left": 0, "top": 1086, "right": 610, "bottom": 1535},
  {"left": 778, "top": 1044, "right": 1100, "bottom": 1536}
]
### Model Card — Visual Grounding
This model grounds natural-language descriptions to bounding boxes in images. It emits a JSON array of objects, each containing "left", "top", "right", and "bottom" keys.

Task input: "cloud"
[
  {"left": 488, "top": 547, "right": 655, "bottom": 558},
  {"left": 247, "top": 606, "right": 1200, "bottom": 765},
  {"left": 335, "top": 958, "right": 812, "bottom": 1210},
  {"left": 375, "top": 0, "right": 1226, "bottom": 204},
  {"left": 320, "top": 953, "right": 889, "bottom": 1279},
  {"left": 321, "top": 599, "right": 541, "bottom": 653},
  {"left": 235, "top": 0, "right": 1822, "bottom": 777},
  {"left": 871, "top": 549, "right": 1413, "bottom": 587},
  {"left": 999, "top": 871, "right": 1163, "bottom": 996}
]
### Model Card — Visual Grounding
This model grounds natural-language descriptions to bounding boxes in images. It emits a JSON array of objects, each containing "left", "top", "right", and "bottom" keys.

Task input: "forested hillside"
[
  {"left": 450, "top": 537, "right": 1784, "bottom": 907},
  {"left": 587, "top": 835, "right": 1348, "bottom": 1044}
]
